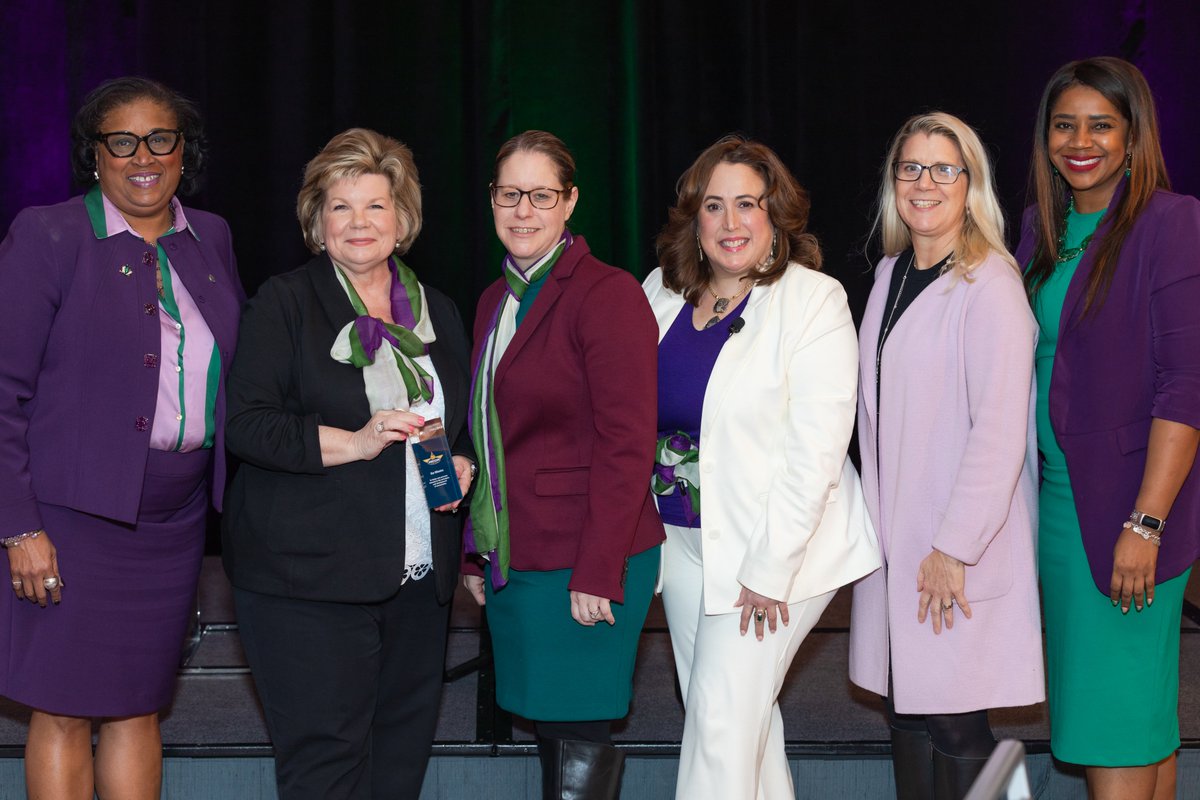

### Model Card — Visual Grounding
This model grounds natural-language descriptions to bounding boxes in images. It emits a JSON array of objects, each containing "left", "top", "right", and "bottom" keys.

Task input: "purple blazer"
[
  {"left": 1016, "top": 179, "right": 1200, "bottom": 592},
  {"left": 0, "top": 193, "right": 244, "bottom": 535}
]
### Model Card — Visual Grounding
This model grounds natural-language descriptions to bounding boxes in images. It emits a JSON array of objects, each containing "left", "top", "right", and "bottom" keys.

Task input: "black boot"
[
  {"left": 538, "top": 738, "right": 625, "bottom": 800},
  {"left": 932, "top": 745, "right": 990, "bottom": 800},
  {"left": 890, "top": 725, "right": 933, "bottom": 799}
]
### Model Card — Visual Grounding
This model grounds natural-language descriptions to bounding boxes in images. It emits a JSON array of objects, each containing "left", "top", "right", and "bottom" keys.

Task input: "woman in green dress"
[{"left": 1017, "top": 57, "right": 1200, "bottom": 800}]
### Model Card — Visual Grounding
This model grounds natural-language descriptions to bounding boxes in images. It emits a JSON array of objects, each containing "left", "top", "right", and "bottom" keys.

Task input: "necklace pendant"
[
  {"left": 712, "top": 297, "right": 730, "bottom": 314},
  {"left": 704, "top": 315, "right": 721, "bottom": 329}
]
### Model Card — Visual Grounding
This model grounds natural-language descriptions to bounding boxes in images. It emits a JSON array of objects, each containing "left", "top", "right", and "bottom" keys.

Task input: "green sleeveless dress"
[{"left": 1034, "top": 205, "right": 1190, "bottom": 766}]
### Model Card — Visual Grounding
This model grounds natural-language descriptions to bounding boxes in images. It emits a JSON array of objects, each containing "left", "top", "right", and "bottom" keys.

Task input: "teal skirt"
[
  {"left": 484, "top": 546, "right": 660, "bottom": 721},
  {"left": 1040, "top": 474, "right": 1188, "bottom": 766}
]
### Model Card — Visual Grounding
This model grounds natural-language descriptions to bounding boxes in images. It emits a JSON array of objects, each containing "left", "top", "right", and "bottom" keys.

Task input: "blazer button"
[
  {"left": 144, "top": 303, "right": 157, "bottom": 315},
  {"left": 144, "top": 353, "right": 159, "bottom": 368},
  {"left": 142, "top": 250, "right": 155, "bottom": 266},
  {"left": 706, "top": 528, "right": 720, "bottom": 540},
  {"left": 196, "top": 294, "right": 206, "bottom": 304},
  {"left": 702, "top": 463, "right": 714, "bottom": 474},
  {"left": 135, "top": 416, "right": 150, "bottom": 432}
]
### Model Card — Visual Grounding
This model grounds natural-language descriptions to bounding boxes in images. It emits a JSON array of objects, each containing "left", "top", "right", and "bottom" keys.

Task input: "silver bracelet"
[
  {"left": 1129, "top": 509, "right": 1166, "bottom": 533},
  {"left": 1122, "top": 520, "right": 1162, "bottom": 546},
  {"left": 1, "top": 529, "right": 43, "bottom": 548}
]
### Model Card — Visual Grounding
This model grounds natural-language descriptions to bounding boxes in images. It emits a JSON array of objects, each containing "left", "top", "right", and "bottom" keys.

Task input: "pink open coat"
[{"left": 848, "top": 251, "right": 1045, "bottom": 714}]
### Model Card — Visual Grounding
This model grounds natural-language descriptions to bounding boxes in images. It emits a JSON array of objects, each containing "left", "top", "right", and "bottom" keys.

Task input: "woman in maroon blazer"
[
  {"left": 0, "top": 78, "right": 243, "bottom": 799},
  {"left": 462, "top": 130, "right": 663, "bottom": 799},
  {"left": 1019, "top": 57, "right": 1200, "bottom": 800}
]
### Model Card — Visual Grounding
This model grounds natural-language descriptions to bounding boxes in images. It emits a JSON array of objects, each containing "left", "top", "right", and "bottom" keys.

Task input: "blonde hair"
[
  {"left": 872, "top": 112, "right": 1016, "bottom": 278},
  {"left": 296, "top": 128, "right": 422, "bottom": 255}
]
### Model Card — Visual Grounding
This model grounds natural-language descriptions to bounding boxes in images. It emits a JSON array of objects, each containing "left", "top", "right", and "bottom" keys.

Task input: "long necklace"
[
  {"left": 1055, "top": 196, "right": 1104, "bottom": 263},
  {"left": 704, "top": 280, "right": 750, "bottom": 329},
  {"left": 874, "top": 251, "right": 916, "bottom": 392}
]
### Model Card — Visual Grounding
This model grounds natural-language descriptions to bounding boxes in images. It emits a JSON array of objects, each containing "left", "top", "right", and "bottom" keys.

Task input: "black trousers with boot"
[
  {"left": 535, "top": 720, "right": 624, "bottom": 800},
  {"left": 885, "top": 692, "right": 995, "bottom": 800}
]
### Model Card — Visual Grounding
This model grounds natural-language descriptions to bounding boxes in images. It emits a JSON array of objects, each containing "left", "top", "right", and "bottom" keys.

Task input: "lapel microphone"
[{"left": 728, "top": 317, "right": 745, "bottom": 338}]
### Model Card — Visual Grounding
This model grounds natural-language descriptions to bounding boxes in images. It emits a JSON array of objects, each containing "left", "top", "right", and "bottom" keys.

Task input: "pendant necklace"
[{"left": 704, "top": 280, "right": 750, "bottom": 329}]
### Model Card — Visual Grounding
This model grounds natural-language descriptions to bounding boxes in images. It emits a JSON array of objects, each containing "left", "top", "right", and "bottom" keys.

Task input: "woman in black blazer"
[{"left": 222, "top": 129, "right": 474, "bottom": 800}]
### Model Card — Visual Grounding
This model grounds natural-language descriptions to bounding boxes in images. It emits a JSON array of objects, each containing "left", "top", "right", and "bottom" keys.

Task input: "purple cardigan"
[
  {"left": 0, "top": 193, "right": 244, "bottom": 535},
  {"left": 1016, "top": 179, "right": 1200, "bottom": 592}
]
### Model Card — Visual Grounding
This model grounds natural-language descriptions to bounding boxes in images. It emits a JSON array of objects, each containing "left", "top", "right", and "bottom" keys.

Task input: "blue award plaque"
[{"left": 411, "top": 417, "right": 463, "bottom": 508}]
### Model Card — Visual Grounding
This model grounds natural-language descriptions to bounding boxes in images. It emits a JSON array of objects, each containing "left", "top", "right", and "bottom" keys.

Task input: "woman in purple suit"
[
  {"left": 0, "top": 78, "right": 243, "bottom": 799},
  {"left": 1019, "top": 57, "right": 1200, "bottom": 800}
]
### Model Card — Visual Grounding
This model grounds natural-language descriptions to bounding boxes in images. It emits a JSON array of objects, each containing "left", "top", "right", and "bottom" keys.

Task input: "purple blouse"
[{"left": 656, "top": 293, "right": 751, "bottom": 527}]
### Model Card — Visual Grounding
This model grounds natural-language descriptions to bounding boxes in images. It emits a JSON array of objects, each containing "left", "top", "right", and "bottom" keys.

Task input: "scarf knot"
[
  {"left": 652, "top": 431, "right": 701, "bottom": 525},
  {"left": 330, "top": 256, "right": 437, "bottom": 410}
]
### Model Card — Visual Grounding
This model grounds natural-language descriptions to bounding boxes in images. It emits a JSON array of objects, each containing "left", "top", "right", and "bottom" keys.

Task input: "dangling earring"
[
  {"left": 1125, "top": 151, "right": 1132, "bottom": 178},
  {"left": 319, "top": 241, "right": 326, "bottom": 252},
  {"left": 93, "top": 169, "right": 99, "bottom": 182},
  {"left": 696, "top": 233, "right": 704, "bottom": 262},
  {"left": 181, "top": 165, "right": 186, "bottom": 176},
  {"left": 770, "top": 229, "right": 778, "bottom": 262}
]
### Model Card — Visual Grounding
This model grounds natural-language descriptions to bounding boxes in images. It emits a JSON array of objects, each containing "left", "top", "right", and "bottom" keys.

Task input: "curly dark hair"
[
  {"left": 70, "top": 77, "right": 208, "bottom": 195},
  {"left": 655, "top": 134, "right": 822, "bottom": 305}
]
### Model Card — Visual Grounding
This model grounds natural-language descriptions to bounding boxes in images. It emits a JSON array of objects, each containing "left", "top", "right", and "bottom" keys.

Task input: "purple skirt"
[{"left": 0, "top": 448, "right": 209, "bottom": 716}]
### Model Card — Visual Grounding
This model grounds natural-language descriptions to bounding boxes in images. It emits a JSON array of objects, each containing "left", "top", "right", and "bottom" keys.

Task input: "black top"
[{"left": 877, "top": 248, "right": 949, "bottom": 352}]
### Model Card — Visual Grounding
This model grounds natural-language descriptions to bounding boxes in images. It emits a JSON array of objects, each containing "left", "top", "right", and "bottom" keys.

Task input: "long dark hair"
[
  {"left": 70, "top": 76, "right": 208, "bottom": 195},
  {"left": 1024, "top": 57, "right": 1169, "bottom": 314}
]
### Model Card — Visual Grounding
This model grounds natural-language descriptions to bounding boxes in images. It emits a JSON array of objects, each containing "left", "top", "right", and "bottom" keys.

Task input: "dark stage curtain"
[{"left": 3, "top": 0, "right": 1199, "bottom": 326}]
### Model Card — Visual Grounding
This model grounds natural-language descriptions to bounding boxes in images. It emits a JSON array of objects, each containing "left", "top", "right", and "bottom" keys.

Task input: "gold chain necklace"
[{"left": 704, "top": 281, "right": 750, "bottom": 329}]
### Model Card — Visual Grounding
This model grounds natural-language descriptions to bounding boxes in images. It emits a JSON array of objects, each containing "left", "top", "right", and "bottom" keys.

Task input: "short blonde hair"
[
  {"left": 296, "top": 128, "right": 422, "bottom": 255},
  {"left": 872, "top": 112, "right": 1016, "bottom": 278}
]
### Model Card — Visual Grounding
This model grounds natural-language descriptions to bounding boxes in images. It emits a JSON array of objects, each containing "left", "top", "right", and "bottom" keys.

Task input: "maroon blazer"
[
  {"left": 467, "top": 236, "right": 663, "bottom": 602},
  {"left": 1016, "top": 181, "right": 1200, "bottom": 592},
  {"left": 0, "top": 194, "right": 243, "bottom": 536}
]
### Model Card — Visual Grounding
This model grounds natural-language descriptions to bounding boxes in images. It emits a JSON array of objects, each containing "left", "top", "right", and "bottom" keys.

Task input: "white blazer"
[{"left": 643, "top": 264, "right": 880, "bottom": 614}]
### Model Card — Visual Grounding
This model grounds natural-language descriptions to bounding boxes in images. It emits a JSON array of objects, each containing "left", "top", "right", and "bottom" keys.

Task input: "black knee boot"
[
  {"left": 890, "top": 725, "right": 934, "bottom": 799},
  {"left": 932, "top": 744, "right": 990, "bottom": 800},
  {"left": 538, "top": 738, "right": 625, "bottom": 800}
]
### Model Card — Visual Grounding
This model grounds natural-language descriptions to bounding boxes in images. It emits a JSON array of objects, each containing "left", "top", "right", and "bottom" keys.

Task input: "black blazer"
[{"left": 221, "top": 254, "right": 473, "bottom": 605}]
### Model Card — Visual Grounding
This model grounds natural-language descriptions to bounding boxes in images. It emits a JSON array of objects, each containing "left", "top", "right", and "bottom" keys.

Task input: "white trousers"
[{"left": 661, "top": 523, "right": 836, "bottom": 800}]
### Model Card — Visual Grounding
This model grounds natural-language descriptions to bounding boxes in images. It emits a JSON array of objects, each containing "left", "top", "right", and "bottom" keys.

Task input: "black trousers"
[{"left": 235, "top": 576, "right": 450, "bottom": 800}]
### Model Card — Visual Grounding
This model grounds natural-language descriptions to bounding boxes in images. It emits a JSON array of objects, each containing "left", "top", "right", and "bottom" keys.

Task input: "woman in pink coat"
[{"left": 848, "top": 112, "right": 1045, "bottom": 799}]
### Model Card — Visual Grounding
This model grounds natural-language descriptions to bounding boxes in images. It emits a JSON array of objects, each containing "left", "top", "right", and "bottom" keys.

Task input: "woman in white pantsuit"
[{"left": 643, "top": 135, "right": 880, "bottom": 800}]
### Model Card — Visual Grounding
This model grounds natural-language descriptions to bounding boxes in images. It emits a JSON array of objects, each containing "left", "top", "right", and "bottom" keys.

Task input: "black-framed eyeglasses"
[
  {"left": 93, "top": 129, "right": 184, "bottom": 158},
  {"left": 893, "top": 161, "right": 968, "bottom": 184},
  {"left": 490, "top": 184, "right": 566, "bottom": 209}
]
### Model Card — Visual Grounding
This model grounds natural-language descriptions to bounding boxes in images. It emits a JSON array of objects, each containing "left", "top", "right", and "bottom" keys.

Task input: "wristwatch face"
[{"left": 1136, "top": 512, "right": 1164, "bottom": 531}]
